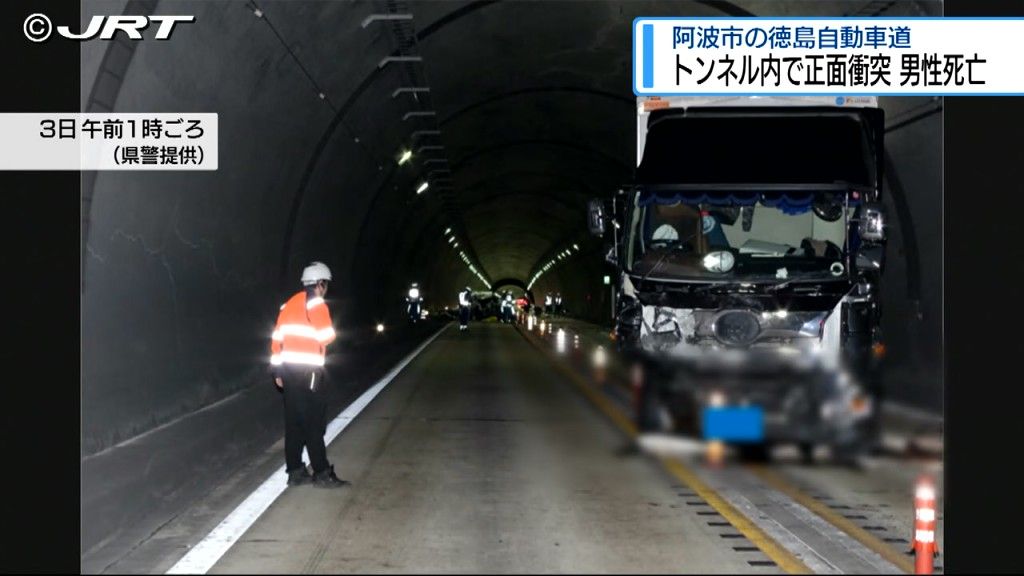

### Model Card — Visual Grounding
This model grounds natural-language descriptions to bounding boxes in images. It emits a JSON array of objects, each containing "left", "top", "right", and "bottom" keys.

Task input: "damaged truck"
[{"left": 588, "top": 96, "right": 888, "bottom": 464}]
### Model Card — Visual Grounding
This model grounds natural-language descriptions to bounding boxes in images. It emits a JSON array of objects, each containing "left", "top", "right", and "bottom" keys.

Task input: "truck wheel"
[
  {"left": 635, "top": 378, "right": 665, "bottom": 432},
  {"left": 799, "top": 442, "right": 816, "bottom": 464},
  {"left": 832, "top": 445, "right": 866, "bottom": 468},
  {"left": 738, "top": 443, "right": 772, "bottom": 463}
]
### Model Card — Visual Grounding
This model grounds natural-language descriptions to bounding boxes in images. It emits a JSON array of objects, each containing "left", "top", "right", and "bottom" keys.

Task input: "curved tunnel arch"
[{"left": 78, "top": 0, "right": 943, "bottom": 462}]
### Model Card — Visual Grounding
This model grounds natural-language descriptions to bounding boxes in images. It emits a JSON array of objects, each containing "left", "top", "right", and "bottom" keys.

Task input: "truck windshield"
[{"left": 627, "top": 198, "right": 853, "bottom": 282}]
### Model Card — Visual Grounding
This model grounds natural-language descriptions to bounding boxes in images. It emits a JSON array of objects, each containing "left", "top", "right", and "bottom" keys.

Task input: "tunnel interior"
[{"left": 81, "top": 0, "right": 943, "bottom": 455}]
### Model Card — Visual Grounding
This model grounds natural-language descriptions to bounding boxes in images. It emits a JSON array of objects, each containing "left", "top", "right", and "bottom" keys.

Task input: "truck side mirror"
[
  {"left": 856, "top": 243, "right": 885, "bottom": 272},
  {"left": 605, "top": 245, "right": 618, "bottom": 266},
  {"left": 587, "top": 199, "right": 606, "bottom": 237},
  {"left": 857, "top": 202, "right": 886, "bottom": 242}
]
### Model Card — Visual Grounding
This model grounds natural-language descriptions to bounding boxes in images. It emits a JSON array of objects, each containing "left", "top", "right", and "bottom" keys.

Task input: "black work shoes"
[
  {"left": 312, "top": 465, "right": 350, "bottom": 488},
  {"left": 287, "top": 466, "right": 313, "bottom": 486}
]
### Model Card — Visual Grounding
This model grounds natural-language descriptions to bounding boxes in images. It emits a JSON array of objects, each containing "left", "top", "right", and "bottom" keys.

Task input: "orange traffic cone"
[{"left": 912, "top": 475, "right": 939, "bottom": 574}]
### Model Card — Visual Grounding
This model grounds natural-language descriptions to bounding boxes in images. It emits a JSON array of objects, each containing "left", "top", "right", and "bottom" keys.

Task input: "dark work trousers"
[
  {"left": 459, "top": 305, "right": 470, "bottom": 326},
  {"left": 279, "top": 365, "right": 330, "bottom": 474}
]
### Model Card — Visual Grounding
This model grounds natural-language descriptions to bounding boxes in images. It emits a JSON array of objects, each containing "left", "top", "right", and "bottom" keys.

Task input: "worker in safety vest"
[
  {"left": 406, "top": 282, "right": 422, "bottom": 323},
  {"left": 270, "top": 261, "right": 348, "bottom": 488},
  {"left": 499, "top": 291, "right": 512, "bottom": 323},
  {"left": 458, "top": 286, "right": 473, "bottom": 331},
  {"left": 544, "top": 293, "right": 553, "bottom": 315}
]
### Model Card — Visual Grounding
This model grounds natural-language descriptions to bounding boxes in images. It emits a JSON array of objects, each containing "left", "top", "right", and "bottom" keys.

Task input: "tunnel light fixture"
[
  {"left": 573, "top": 243, "right": 580, "bottom": 251},
  {"left": 453, "top": 242, "right": 458, "bottom": 248},
  {"left": 403, "top": 110, "right": 437, "bottom": 121},
  {"left": 416, "top": 181, "right": 429, "bottom": 194},
  {"left": 448, "top": 236, "right": 455, "bottom": 244},
  {"left": 444, "top": 227, "right": 452, "bottom": 234},
  {"left": 391, "top": 87, "right": 430, "bottom": 98},
  {"left": 376, "top": 323, "right": 385, "bottom": 333},
  {"left": 397, "top": 149, "right": 412, "bottom": 165},
  {"left": 379, "top": 55, "right": 422, "bottom": 69},
  {"left": 362, "top": 13, "right": 413, "bottom": 28}
]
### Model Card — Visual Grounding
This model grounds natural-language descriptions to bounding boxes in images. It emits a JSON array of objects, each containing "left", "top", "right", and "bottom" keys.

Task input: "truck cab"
[{"left": 589, "top": 96, "right": 888, "bottom": 463}]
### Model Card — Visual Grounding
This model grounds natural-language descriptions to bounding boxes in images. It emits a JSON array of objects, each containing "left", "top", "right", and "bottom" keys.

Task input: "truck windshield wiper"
[{"left": 636, "top": 232, "right": 698, "bottom": 287}]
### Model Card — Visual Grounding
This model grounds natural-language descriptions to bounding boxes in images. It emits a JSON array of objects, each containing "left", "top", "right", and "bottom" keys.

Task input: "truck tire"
[
  {"left": 738, "top": 442, "right": 772, "bottom": 463},
  {"left": 799, "top": 442, "right": 816, "bottom": 464},
  {"left": 832, "top": 442, "right": 868, "bottom": 468},
  {"left": 635, "top": 377, "right": 665, "bottom": 433}
]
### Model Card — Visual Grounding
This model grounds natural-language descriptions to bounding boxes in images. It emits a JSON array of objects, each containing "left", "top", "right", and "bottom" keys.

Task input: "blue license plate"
[{"left": 702, "top": 406, "right": 764, "bottom": 442}]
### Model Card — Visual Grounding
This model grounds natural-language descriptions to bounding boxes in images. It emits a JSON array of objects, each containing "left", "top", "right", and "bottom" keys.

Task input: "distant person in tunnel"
[
  {"left": 544, "top": 293, "right": 553, "bottom": 315},
  {"left": 270, "top": 261, "right": 349, "bottom": 489},
  {"left": 406, "top": 282, "right": 422, "bottom": 323},
  {"left": 501, "top": 291, "right": 514, "bottom": 324},
  {"left": 458, "top": 286, "right": 473, "bottom": 331}
]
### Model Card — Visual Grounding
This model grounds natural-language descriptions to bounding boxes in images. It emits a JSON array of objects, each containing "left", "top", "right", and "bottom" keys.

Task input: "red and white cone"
[{"left": 912, "top": 475, "right": 939, "bottom": 574}]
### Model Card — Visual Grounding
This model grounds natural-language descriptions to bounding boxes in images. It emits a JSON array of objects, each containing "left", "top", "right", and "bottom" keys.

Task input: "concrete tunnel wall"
[{"left": 81, "top": 0, "right": 943, "bottom": 454}]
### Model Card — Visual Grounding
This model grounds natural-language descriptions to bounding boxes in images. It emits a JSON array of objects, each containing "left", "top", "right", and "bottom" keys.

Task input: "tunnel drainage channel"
[{"left": 164, "top": 323, "right": 450, "bottom": 575}]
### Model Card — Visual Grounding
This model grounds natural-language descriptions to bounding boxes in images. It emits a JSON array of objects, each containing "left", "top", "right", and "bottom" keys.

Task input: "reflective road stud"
[
  {"left": 912, "top": 476, "right": 938, "bottom": 574},
  {"left": 705, "top": 393, "right": 726, "bottom": 468}
]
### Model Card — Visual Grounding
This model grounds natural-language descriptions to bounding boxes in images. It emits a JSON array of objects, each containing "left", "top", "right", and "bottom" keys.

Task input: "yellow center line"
[
  {"left": 748, "top": 465, "right": 915, "bottom": 573},
  {"left": 532, "top": 322, "right": 919, "bottom": 573},
  {"left": 517, "top": 326, "right": 812, "bottom": 575}
]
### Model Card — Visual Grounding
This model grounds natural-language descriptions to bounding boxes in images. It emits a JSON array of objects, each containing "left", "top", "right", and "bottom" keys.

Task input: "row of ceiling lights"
[
  {"left": 527, "top": 243, "right": 581, "bottom": 290},
  {"left": 368, "top": 11, "right": 486, "bottom": 289},
  {"left": 446, "top": 227, "right": 491, "bottom": 290},
  {"left": 396, "top": 148, "right": 430, "bottom": 194}
]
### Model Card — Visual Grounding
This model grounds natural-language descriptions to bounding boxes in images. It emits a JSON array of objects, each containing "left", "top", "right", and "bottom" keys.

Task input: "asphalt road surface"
[{"left": 210, "top": 322, "right": 783, "bottom": 573}]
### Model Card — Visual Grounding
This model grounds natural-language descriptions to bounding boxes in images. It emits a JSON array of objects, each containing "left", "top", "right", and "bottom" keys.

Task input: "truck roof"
[{"left": 638, "top": 95, "right": 878, "bottom": 114}]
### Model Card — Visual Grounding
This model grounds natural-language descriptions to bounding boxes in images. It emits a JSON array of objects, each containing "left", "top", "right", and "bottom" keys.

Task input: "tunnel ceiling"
[
  {"left": 264, "top": 1, "right": 733, "bottom": 301},
  {"left": 274, "top": 0, "right": 934, "bottom": 301},
  {"left": 84, "top": 0, "right": 940, "bottom": 314},
  {"left": 81, "top": 0, "right": 943, "bottom": 455}
]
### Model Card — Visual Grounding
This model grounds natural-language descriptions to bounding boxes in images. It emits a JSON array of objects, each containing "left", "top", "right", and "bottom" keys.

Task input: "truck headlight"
[{"left": 703, "top": 251, "right": 735, "bottom": 273}]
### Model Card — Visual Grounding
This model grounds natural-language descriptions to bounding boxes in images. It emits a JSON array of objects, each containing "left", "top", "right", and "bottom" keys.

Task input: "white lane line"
[{"left": 166, "top": 323, "right": 450, "bottom": 575}]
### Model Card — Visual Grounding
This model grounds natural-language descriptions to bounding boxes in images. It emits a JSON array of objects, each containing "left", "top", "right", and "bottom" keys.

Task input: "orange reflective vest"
[{"left": 270, "top": 291, "right": 336, "bottom": 368}]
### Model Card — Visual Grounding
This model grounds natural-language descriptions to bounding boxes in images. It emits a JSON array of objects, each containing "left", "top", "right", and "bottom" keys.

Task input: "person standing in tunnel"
[
  {"left": 501, "top": 291, "right": 514, "bottom": 324},
  {"left": 270, "top": 261, "right": 349, "bottom": 488},
  {"left": 406, "top": 282, "right": 422, "bottom": 323},
  {"left": 458, "top": 286, "right": 473, "bottom": 331},
  {"left": 544, "top": 293, "right": 553, "bottom": 315}
]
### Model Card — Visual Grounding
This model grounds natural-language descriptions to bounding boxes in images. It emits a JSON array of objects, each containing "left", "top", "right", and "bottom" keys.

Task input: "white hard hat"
[
  {"left": 301, "top": 261, "right": 332, "bottom": 285},
  {"left": 652, "top": 223, "right": 679, "bottom": 241}
]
